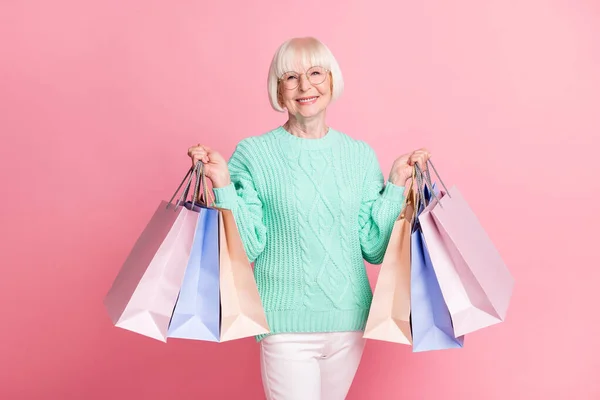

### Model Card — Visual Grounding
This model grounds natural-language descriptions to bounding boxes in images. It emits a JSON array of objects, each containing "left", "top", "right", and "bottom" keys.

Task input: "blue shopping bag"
[
  {"left": 410, "top": 183, "right": 464, "bottom": 352},
  {"left": 167, "top": 201, "right": 220, "bottom": 341}
]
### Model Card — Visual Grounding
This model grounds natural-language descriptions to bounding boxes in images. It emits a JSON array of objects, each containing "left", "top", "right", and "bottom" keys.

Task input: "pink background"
[{"left": 1, "top": 0, "right": 599, "bottom": 399}]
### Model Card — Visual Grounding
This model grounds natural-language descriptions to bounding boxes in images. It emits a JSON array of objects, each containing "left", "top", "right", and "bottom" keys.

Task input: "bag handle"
[
  {"left": 418, "top": 159, "right": 451, "bottom": 198},
  {"left": 193, "top": 163, "right": 216, "bottom": 207},
  {"left": 202, "top": 166, "right": 216, "bottom": 207},
  {"left": 413, "top": 163, "right": 427, "bottom": 207},
  {"left": 414, "top": 159, "right": 451, "bottom": 209},
  {"left": 166, "top": 162, "right": 202, "bottom": 210},
  {"left": 180, "top": 162, "right": 217, "bottom": 208},
  {"left": 400, "top": 165, "right": 418, "bottom": 222},
  {"left": 166, "top": 160, "right": 215, "bottom": 211}
]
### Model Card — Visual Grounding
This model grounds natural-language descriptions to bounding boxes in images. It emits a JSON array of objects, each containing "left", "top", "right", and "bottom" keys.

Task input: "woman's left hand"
[{"left": 388, "top": 148, "right": 431, "bottom": 187}]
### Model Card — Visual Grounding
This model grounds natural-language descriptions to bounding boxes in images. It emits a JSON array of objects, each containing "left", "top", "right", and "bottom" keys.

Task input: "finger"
[
  {"left": 191, "top": 151, "right": 208, "bottom": 162},
  {"left": 409, "top": 151, "right": 421, "bottom": 166},
  {"left": 411, "top": 151, "right": 426, "bottom": 160},
  {"left": 192, "top": 150, "right": 208, "bottom": 159},
  {"left": 204, "top": 148, "right": 220, "bottom": 160},
  {"left": 189, "top": 145, "right": 207, "bottom": 156},
  {"left": 418, "top": 155, "right": 427, "bottom": 170},
  {"left": 194, "top": 153, "right": 209, "bottom": 164},
  {"left": 410, "top": 150, "right": 426, "bottom": 163},
  {"left": 192, "top": 156, "right": 208, "bottom": 165},
  {"left": 191, "top": 143, "right": 207, "bottom": 150},
  {"left": 416, "top": 148, "right": 431, "bottom": 159},
  {"left": 407, "top": 152, "right": 416, "bottom": 166},
  {"left": 412, "top": 159, "right": 424, "bottom": 170}
]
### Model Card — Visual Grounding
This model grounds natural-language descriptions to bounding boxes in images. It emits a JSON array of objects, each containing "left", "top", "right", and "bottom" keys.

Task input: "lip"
[{"left": 295, "top": 96, "right": 319, "bottom": 105}]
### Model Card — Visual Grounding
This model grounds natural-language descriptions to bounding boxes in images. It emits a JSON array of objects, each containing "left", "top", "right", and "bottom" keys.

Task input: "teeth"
[{"left": 298, "top": 97, "right": 317, "bottom": 103}]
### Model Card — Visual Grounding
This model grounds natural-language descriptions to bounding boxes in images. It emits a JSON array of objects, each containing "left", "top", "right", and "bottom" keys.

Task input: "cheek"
[
  {"left": 284, "top": 97, "right": 297, "bottom": 110},
  {"left": 319, "top": 79, "right": 333, "bottom": 97},
  {"left": 279, "top": 90, "right": 295, "bottom": 108}
]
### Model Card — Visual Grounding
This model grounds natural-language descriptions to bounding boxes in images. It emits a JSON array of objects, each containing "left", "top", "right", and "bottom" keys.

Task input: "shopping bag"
[
  {"left": 363, "top": 187, "right": 415, "bottom": 344},
  {"left": 180, "top": 165, "right": 270, "bottom": 342},
  {"left": 410, "top": 172, "right": 464, "bottom": 352},
  {"left": 166, "top": 201, "right": 220, "bottom": 341},
  {"left": 104, "top": 165, "right": 202, "bottom": 342},
  {"left": 218, "top": 208, "right": 270, "bottom": 341},
  {"left": 417, "top": 161, "right": 514, "bottom": 337}
]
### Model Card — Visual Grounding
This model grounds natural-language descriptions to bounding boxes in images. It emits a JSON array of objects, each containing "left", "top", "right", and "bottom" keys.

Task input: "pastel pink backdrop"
[{"left": 1, "top": 1, "right": 599, "bottom": 399}]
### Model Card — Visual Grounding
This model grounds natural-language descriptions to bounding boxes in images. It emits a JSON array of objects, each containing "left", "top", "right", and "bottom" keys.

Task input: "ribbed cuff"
[
  {"left": 381, "top": 181, "right": 405, "bottom": 202},
  {"left": 212, "top": 183, "right": 237, "bottom": 209}
]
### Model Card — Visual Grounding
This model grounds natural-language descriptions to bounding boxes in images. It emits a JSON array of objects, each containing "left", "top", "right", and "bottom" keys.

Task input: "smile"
[{"left": 296, "top": 96, "right": 318, "bottom": 104}]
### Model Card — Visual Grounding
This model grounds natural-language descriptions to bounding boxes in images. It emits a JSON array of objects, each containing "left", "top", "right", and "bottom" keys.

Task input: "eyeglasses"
[{"left": 278, "top": 66, "right": 330, "bottom": 90}]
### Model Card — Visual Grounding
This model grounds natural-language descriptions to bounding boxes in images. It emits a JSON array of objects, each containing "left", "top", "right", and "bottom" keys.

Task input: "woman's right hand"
[{"left": 187, "top": 144, "right": 231, "bottom": 188}]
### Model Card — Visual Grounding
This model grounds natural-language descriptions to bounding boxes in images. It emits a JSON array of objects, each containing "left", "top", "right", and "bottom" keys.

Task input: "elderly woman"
[{"left": 188, "top": 37, "right": 429, "bottom": 400}]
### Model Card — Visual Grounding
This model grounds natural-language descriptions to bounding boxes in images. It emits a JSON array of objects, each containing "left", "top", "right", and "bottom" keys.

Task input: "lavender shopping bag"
[
  {"left": 410, "top": 180, "right": 464, "bottom": 352},
  {"left": 417, "top": 161, "right": 514, "bottom": 337},
  {"left": 168, "top": 165, "right": 270, "bottom": 342},
  {"left": 167, "top": 201, "right": 220, "bottom": 341}
]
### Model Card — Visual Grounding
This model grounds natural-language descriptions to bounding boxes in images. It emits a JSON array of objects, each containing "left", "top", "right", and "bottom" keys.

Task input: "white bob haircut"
[{"left": 267, "top": 37, "right": 344, "bottom": 112}]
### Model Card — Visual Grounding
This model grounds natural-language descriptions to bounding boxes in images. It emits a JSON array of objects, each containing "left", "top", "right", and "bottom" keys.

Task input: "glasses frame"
[{"left": 277, "top": 66, "right": 331, "bottom": 90}]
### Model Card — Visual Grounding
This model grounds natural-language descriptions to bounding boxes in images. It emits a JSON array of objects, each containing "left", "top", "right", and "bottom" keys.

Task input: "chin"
[
  {"left": 299, "top": 106, "right": 326, "bottom": 118},
  {"left": 299, "top": 111, "right": 321, "bottom": 119}
]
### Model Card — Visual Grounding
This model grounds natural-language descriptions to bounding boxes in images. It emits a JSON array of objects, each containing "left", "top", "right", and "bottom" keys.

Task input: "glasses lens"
[
  {"left": 307, "top": 66, "right": 327, "bottom": 85},
  {"left": 281, "top": 72, "right": 299, "bottom": 90}
]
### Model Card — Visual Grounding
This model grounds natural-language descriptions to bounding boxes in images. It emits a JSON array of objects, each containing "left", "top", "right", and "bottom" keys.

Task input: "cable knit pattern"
[{"left": 212, "top": 126, "right": 405, "bottom": 341}]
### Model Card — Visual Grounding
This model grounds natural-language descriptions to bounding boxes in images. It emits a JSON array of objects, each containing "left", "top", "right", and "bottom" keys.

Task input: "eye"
[
  {"left": 310, "top": 71, "right": 322, "bottom": 76},
  {"left": 286, "top": 75, "right": 298, "bottom": 81}
]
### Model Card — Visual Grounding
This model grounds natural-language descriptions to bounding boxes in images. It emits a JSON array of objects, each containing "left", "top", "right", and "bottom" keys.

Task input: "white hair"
[{"left": 267, "top": 37, "right": 344, "bottom": 112}]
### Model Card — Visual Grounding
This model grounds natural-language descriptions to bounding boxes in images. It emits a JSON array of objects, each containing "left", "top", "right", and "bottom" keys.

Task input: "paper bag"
[
  {"left": 417, "top": 160, "right": 514, "bottom": 337},
  {"left": 218, "top": 209, "right": 270, "bottom": 341},
  {"left": 363, "top": 197, "right": 414, "bottom": 344},
  {"left": 167, "top": 202, "right": 221, "bottom": 341}
]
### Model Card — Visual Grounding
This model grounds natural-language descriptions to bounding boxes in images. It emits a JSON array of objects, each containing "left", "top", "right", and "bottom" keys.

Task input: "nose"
[{"left": 299, "top": 73, "right": 312, "bottom": 91}]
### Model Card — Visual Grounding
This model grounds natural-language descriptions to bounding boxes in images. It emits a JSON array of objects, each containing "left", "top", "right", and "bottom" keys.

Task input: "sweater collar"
[{"left": 272, "top": 125, "right": 339, "bottom": 150}]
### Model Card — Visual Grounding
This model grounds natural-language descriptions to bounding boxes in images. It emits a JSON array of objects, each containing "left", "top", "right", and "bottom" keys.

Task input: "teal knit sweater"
[{"left": 212, "top": 126, "right": 405, "bottom": 341}]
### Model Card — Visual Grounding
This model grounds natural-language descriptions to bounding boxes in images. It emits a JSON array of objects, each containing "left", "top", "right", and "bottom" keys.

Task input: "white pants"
[{"left": 259, "top": 331, "right": 366, "bottom": 400}]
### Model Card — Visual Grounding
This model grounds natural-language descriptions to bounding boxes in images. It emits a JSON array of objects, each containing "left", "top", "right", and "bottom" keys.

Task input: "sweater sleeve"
[
  {"left": 211, "top": 140, "right": 267, "bottom": 264},
  {"left": 358, "top": 145, "right": 406, "bottom": 265}
]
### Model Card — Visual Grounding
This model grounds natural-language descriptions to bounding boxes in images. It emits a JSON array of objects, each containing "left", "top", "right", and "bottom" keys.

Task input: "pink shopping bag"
[
  {"left": 103, "top": 166, "right": 202, "bottom": 342},
  {"left": 417, "top": 161, "right": 514, "bottom": 337}
]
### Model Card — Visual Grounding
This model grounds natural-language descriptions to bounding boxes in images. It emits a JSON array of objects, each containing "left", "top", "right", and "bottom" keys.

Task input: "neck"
[{"left": 283, "top": 113, "right": 328, "bottom": 139}]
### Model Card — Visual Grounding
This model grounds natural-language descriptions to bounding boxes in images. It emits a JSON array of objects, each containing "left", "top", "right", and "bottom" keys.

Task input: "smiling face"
[
  {"left": 278, "top": 65, "right": 332, "bottom": 119},
  {"left": 267, "top": 37, "right": 344, "bottom": 115}
]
